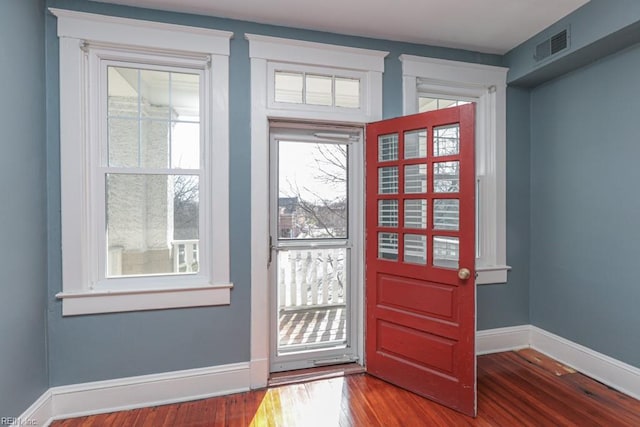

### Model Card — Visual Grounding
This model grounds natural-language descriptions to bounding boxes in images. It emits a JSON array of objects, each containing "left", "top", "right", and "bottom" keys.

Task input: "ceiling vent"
[{"left": 534, "top": 28, "right": 569, "bottom": 62}]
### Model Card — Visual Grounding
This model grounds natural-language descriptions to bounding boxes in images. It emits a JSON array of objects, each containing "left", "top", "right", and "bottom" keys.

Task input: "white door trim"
[{"left": 248, "top": 36, "right": 386, "bottom": 387}]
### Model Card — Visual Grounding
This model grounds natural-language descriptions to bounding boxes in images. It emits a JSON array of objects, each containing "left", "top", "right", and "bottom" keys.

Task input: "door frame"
[
  {"left": 247, "top": 36, "right": 387, "bottom": 388},
  {"left": 268, "top": 124, "right": 364, "bottom": 372}
]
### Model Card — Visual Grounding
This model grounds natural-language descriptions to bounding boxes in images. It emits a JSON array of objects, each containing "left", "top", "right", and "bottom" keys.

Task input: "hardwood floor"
[{"left": 51, "top": 350, "right": 640, "bottom": 426}]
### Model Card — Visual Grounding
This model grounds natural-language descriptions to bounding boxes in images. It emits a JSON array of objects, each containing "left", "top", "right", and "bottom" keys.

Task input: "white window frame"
[
  {"left": 247, "top": 33, "right": 387, "bottom": 388},
  {"left": 52, "top": 8, "right": 233, "bottom": 315},
  {"left": 401, "top": 54, "right": 510, "bottom": 284}
]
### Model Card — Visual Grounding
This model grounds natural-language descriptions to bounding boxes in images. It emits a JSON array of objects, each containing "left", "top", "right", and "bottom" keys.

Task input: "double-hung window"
[
  {"left": 52, "top": 9, "right": 233, "bottom": 315},
  {"left": 401, "top": 55, "right": 511, "bottom": 284}
]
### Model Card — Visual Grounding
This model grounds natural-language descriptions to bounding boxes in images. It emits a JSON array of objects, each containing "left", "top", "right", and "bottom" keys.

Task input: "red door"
[{"left": 365, "top": 104, "right": 476, "bottom": 416}]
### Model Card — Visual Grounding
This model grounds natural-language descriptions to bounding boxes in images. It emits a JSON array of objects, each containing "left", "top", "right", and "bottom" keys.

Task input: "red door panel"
[{"left": 365, "top": 104, "right": 476, "bottom": 416}]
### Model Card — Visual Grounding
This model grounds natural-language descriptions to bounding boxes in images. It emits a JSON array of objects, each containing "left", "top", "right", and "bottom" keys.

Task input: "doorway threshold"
[{"left": 268, "top": 363, "right": 364, "bottom": 387}]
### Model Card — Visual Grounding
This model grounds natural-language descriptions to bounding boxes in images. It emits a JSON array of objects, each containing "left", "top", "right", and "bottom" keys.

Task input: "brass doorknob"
[{"left": 458, "top": 268, "right": 471, "bottom": 280}]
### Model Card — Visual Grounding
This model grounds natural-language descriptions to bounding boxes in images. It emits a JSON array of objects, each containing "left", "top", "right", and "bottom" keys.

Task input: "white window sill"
[
  {"left": 56, "top": 284, "right": 233, "bottom": 316},
  {"left": 476, "top": 265, "right": 511, "bottom": 285}
]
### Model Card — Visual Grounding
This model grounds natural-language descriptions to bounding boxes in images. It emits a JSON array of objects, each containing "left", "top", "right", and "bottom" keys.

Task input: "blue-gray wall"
[
  {"left": 529, "top": 42, "right": 640, "bottom": 368},
  {"left": 0, "top": 0, "right": 49, "bottom": 416},
  {"left": 45, "top": 0, "right": 528, "bottom": 387}
]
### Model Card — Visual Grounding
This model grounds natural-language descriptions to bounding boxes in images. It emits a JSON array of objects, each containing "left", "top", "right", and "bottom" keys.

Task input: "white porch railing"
[
  {"left": 172, "top": 239, "right": 199, "bottom": 273},
  {"left": 278, "top": 248, "right": 346, "bottom": 311}
]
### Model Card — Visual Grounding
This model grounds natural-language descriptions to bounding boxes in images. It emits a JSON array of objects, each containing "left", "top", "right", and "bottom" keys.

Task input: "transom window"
[
  {"left": 265, "top": 59, "right": 370, "bottom": 117},
  {"left": 274, "top": 70, "right": 360, "bottom": 108}
]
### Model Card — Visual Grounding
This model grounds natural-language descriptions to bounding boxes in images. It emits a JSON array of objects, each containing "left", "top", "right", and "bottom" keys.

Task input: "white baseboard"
[
  {"left": 530, "top": 326, "right": 640, "bottom": 400},
  {"left": 10, "top": 390, "right": 53, "bottom": 427},
  {"left": 18, "top": 362, "right": 249, "bottom": 425},
  {"left": 476, "top": 324, "right": 640, "bottom": 401},
  {"left": 15, "top": 326, "right": 640, "bottom": 425},
  {"left": 476, "top": 325, "right": 530, "bottom": 355}
]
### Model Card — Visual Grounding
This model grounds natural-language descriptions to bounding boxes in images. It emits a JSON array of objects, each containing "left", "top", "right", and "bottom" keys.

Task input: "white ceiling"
[{"left": 94, "top": 0, "right": 589, "bottom": 54}]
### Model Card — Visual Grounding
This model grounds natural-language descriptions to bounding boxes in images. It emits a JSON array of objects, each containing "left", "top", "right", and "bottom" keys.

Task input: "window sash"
[{"left": 93, "top": 56, "right": 210, "bottom": 289}]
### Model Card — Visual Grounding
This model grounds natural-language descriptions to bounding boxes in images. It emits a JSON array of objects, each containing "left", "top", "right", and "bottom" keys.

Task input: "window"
[
  {"left": 273, "top": 67, "right": 361, "bottom": 109},
  {"left": 52, "top": 8, "right": 233, "bottom": 315},
  {"left": 401, "top": 55, "right": 510, "bottom": 284}
]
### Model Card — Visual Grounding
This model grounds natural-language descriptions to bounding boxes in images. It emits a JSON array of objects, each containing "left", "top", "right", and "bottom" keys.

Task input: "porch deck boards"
[{"left": 278, "top": 306, "right": 346, "bottom": 348}]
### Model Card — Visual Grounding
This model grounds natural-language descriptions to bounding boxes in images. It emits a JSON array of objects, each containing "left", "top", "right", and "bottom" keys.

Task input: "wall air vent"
[{"left": 534, "top": 28, "right": 569, "bottom": 62}]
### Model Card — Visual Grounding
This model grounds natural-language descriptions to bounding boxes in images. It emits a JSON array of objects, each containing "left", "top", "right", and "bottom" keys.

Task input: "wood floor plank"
[{"left": 50, "top": 351, "right": 640, "bottom": 426}]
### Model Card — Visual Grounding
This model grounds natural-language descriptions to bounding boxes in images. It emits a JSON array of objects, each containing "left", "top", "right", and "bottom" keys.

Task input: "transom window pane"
[
  {"left": 378, "top": 134, "right": 398, "bottom": 162},
  {"left": 107, "top": 66, "right": 201, "bottom": 169},
  {"left": 106, "top": 174, "right": 200, "bottom": 277},
  {"left": 379, "top": 232, "right": 398, "bottom": 261},
  {"left": 433, "top": 199, "right": 460, "bottom": 230},
  {"left": 434, "top": 125, "right": 460, "bottom": 157},
  {"left": 404, "top": 234, "right": 427, "bottom": 265},
  {"left": 404, "top": 129, "right": 427, "bottom": 159},
  {"left": 433, "top": 236, "right": 459, "bottom": 269},
  {"left": 378, "top": 200, "right": 398, "bottom": 227},
  {"left": 379, "top": 167, "right": 398, "bottom": 194},
  {"left": 305, "top": 74, "right": 332, "bottom": 106},
  {"left": 274, "top": 71, "right": 303, "bottom": 104},
  {"left": 335, "top": 77, "right": 360, "bottom": 108},
  {"left": 434, "top": 161, "right": 460, "bottom": 193},
  {"left": 404, "top": 199, "right": 427, "bottom": 229},
  {"left": 404, "top": 164, "right": 427, "bottom": 193}
]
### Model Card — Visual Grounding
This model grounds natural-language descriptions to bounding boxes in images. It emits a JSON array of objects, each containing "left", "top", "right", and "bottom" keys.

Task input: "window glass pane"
[
  {"left": 433, "top": 236, "right": 459, "bottom": 269},
  {"left": 404, "top": 164, "right": 427, "bottom": 193},
  {"left": 434, "top": 199, "right": 459, "bottom": 230},
  {"left": 378, "top": 200, "right": 398, "bottom": 227},
  {"left": 106, "top": 174, "right": 199, "bottom": 277},
  {"left": 108, "top": 118, "right": 139, "bottom": 168},
  {"left": 404, "top": 199, "right": 427, "bottom": 229},
  {"left": 335, "top": 77, "right": 360, "bottom": 108},
  {"left": 139, "top": 69, "right": 170, "bottom": 120},
  {"left": 404, "top": 129, "right": 427, "bottom": 159},
  {"left": 305, "top": 74, "right": 332, "bottom": 106},
  {"left": 404, "top": 234, "right": 427, "bottom": 265},
  {"left": 278, "top": 141, "right": 347, "bottom": 239},
  {"left": 418, "top": 97, "right": 471, "bottom": 113},
  {"left": 378, "top": 232, "right": 398, "bottom": 260},
  {"left": 108, "top": 67, "right": 139, "bottom": 118},
  {"left": 140, "top": 119, "right": 170, "bottom": 168},
  {"left": 275, "top": 71, "right": 303, "bottom": 104},
  {"left": 171, "top": 122, "right": 200, "bottom": 169},
  {"left": 434, "top": 161, "right": 459, "bottom": 193},
  {"left": 434, "top": 125, "right": 460, "bottom": 157},
  {"left": 171, "top": 72, "right": 200, "bottom": 122},
  {"left": 378, "top": 134, "right": 398, "bottom": 162},
  {"left": 378, "top": 167, "right": 398, "bottom": 194}
]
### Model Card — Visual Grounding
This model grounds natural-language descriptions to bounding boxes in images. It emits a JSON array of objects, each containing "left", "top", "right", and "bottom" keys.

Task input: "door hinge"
[{"left": 268, "top": 235, "right": 273, "bottom": 267}]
